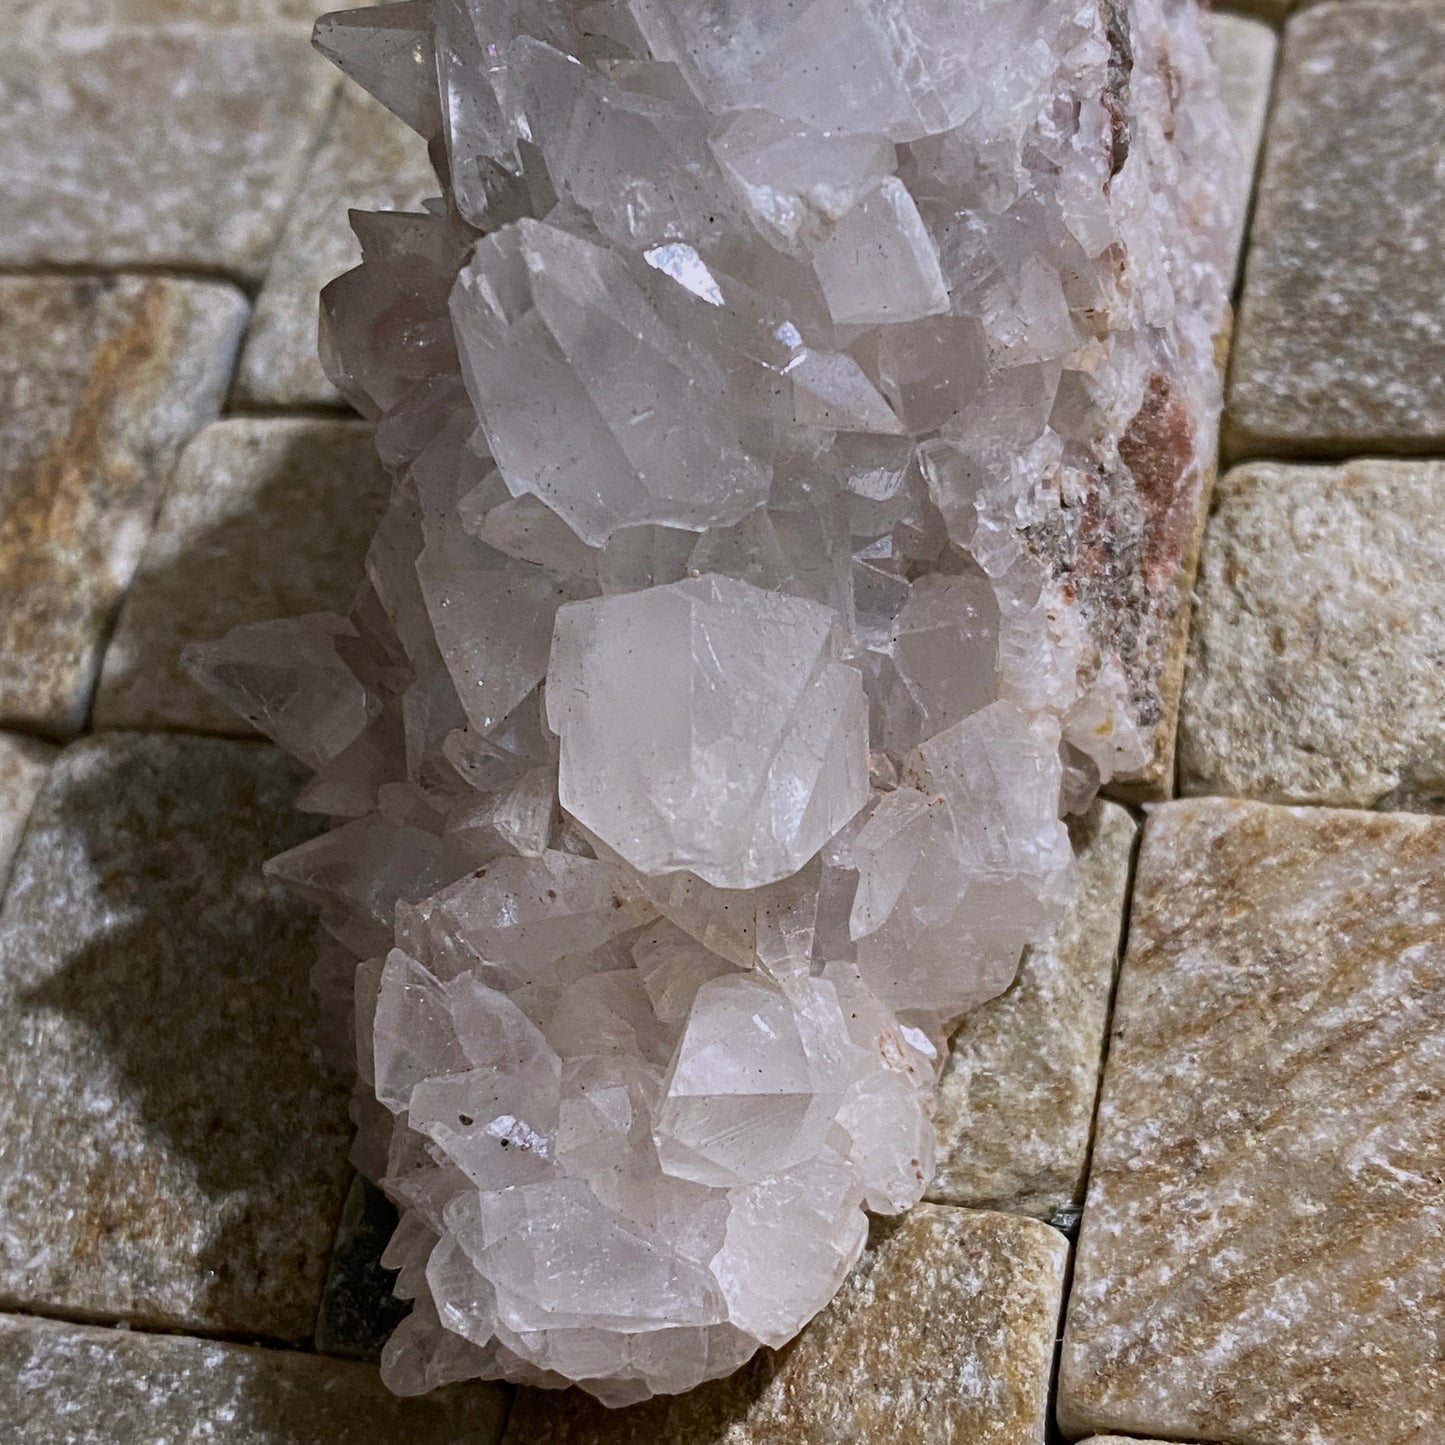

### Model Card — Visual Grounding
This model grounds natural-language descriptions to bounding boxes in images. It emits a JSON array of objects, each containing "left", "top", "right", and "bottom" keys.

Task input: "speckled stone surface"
[
  {"left": 0, "top": 735, "right": 54, "bottom": 898},
  {"left": 0, "top": 29, "right": 335, "bottom": 280},
  {"left": 0, "top": 1312, "right": 509, "bottom": 1445},
  {"left": 503, "top": 1206, "right": 1067, "bottom": 1445},
  {"left": 1227, "top": 0, "right": 1445, "bottom": 456},
  {"left": 313, "top": 1175, "right": 410, "bottom": 1361},
  {"left": 19, "top": 0, "right": 326, "bottom": 31},
  {"left": 929, "top": 800, "right": 1136, "bottom": 1218},
  {"left": 236, "top": 87, "right": 437, "bottom": 407},
  {"left": 1180, "top": 460, "right": 1445, "bottom": 812},
  {"left": 0, "top": 734, "right": 351, "bottom": 1341},
  {"left": 1211, "top": 12, "right": 1276, "bottom": 274},
  {"left": 0, "top": 276, "right": 247, "bottom": 738},
  {"left": 1059, "top": 797, "right": 1445, "bottom": 1445},
  {"left": 94, "top": 418, "right": 389, "bottom": 735}
]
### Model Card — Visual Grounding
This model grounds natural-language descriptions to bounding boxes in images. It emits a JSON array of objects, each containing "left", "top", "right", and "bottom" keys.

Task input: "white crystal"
[
  {"left": 416, "top": 526, "right": 577, "bottom": 733},
  {"left": 710, "top": 110, "right": 896, "bottom": 252},
  {"left": 812, "top": 178, "right": 950, "bottom": 325},
  {"left": 627, "top": 0, "right": 1061, "bottom": 143},
  {"left": 707, "top": 1147, "right": 867, "bottom": 1346},
  {"left": 653, "top": 974, "right": 863, "bottom": 1186},
  {"left": 851, "top": 702, "right": 1076, "bottom": 1029},
  {"left": 183, "top": 614, "right": 375, "bottom": 770},
  {"left": 888, "top": 568, "right": 1000, "bottom": 745},
  {"left": 190, "top": 0, "right": 1236, "bottom": 1406},
  {"left": 451, "top": 220, "right": 771, "bottom": 545},
  {"left": 546, "top": 574, "right": 869, "bottom": 888}
]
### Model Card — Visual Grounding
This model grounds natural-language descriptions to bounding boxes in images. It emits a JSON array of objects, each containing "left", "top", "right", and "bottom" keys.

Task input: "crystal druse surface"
[{"left": 187, "top": 0, "right": 1234, "bottom": 1406}]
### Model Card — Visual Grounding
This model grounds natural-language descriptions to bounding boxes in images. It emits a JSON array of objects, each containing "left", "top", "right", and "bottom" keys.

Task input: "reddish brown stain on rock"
[
  {"left": 1028, "top": 364, "right": 1216, "bottom": 801},
  {"left": 1119, "top": 371, "right": 1199, "bottom": 593}
]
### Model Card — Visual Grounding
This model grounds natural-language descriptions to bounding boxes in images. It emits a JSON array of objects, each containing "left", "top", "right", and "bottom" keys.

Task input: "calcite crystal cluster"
[{"left": 186, "top": 0, "right": 1233, "bottom": 1406}]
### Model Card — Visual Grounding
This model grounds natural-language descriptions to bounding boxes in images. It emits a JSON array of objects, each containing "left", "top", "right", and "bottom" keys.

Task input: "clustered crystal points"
[{"left": 187, "top": 0, "right": 1233, "bottom": 1405}]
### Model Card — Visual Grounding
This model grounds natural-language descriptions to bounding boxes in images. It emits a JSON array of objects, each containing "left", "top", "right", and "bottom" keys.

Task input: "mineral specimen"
[{"left": 186, "top": 0, "right": 1234, "bottom": 1406}]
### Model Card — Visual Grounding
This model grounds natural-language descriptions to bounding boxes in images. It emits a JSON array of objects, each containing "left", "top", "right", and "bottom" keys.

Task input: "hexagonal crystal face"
[{"left": 547, "top": 575, "right": 869, "bottom": 889}]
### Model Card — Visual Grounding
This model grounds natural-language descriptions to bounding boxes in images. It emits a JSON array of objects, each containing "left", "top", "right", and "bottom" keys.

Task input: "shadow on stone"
[
  {"left": 315, "top": 1174, "right": 411, "bottom": 1359},
  {"left": 91, "top": 415, "right": 390, "bottom": 738},
  {"left": 7, "top": 732, "right": 351, "bottom": 1345}
]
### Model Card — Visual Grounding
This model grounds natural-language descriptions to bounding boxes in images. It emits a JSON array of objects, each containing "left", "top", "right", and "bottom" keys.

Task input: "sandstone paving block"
[
  {"left": 1211, "top": 12, "right": 1276, "bottom": 275},
  {"left": 94, "top": 418, "right": 391, "bottom": 735},
  {"left": 929, "top": 800, "right": 1137, "bottom": 1218},
  {"left": 0, "top": 28, "right": 336, "bottom": 279},
  {"left": 1227, "top": 0, "right": 1445, "bottom": 455},
  {"left": 236, "top": 87, "right": 438, "bottom": 408},
  {"left": 503, "top": 1206, "right": 1067, "bottom": 1445},
  {"left": 0, "top": 275, "right": 248, "bottom": 738},
  {"left": 18, "top": 1, "right": 329, "bottom": 33},
  {"left": 0, "top": 733, "right": 352, "bottom": 1342},
  {"left": 313, "top": 1174, "right": 410, "bottom": 1361},
  {"left": 0, "top": 735, "right": 55, "bottom": 899},
  {"left": 1179, "top": 460, "right": 1445, "bottom": 811},
  {"left": 1058, "top": 797, "right": 1445, "bottom": 1445},
  {"left": 0, "top": 1312, "right": 509, "bottom": 1445}
]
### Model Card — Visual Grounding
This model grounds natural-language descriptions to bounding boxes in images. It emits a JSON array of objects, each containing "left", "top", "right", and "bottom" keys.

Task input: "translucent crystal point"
[
  {"left": 451, "top": 221, "right": 771, "bottom": 545},
  {"left": 711, "top": 110, "right": 896, "bottom": 252},
  {"left": 851, "top": 701, "right": 1076, "bottom": 1028},
  {"left": 202, "top": 0, "right": 1236, "bottom": 1405},
  {"left": 182, "top": 614, "right": 375, "bottom": 770},
  {"left": 812, "top": 179, "right": 950, "bottom": 325},
  {"left": 312, "top": 2, "right": 441, "bottom": 138}
]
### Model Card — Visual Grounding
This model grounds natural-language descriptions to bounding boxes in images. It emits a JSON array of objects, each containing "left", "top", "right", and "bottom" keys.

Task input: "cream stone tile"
[
  {"left": 0, "top": 1312, "right": 508, "bottom": 1444},
  {"left": 0, "top": 29, "right": 335, "bottom": 280},
  {"left": 930, "top": 800, "right": 1136, "bottom": 1218},
  {"left": 0, "top": 734, "right": 348, "bottom": 1341},
  {"left": 1061, "top": 797, "right": 1445, "bottom": 1444},
  {"left": 1228, "top": 0, "right": 1445, "bottom": 454},
  {"left": 1180, "top": 460, "right": 1445, "bottom": 811}
]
